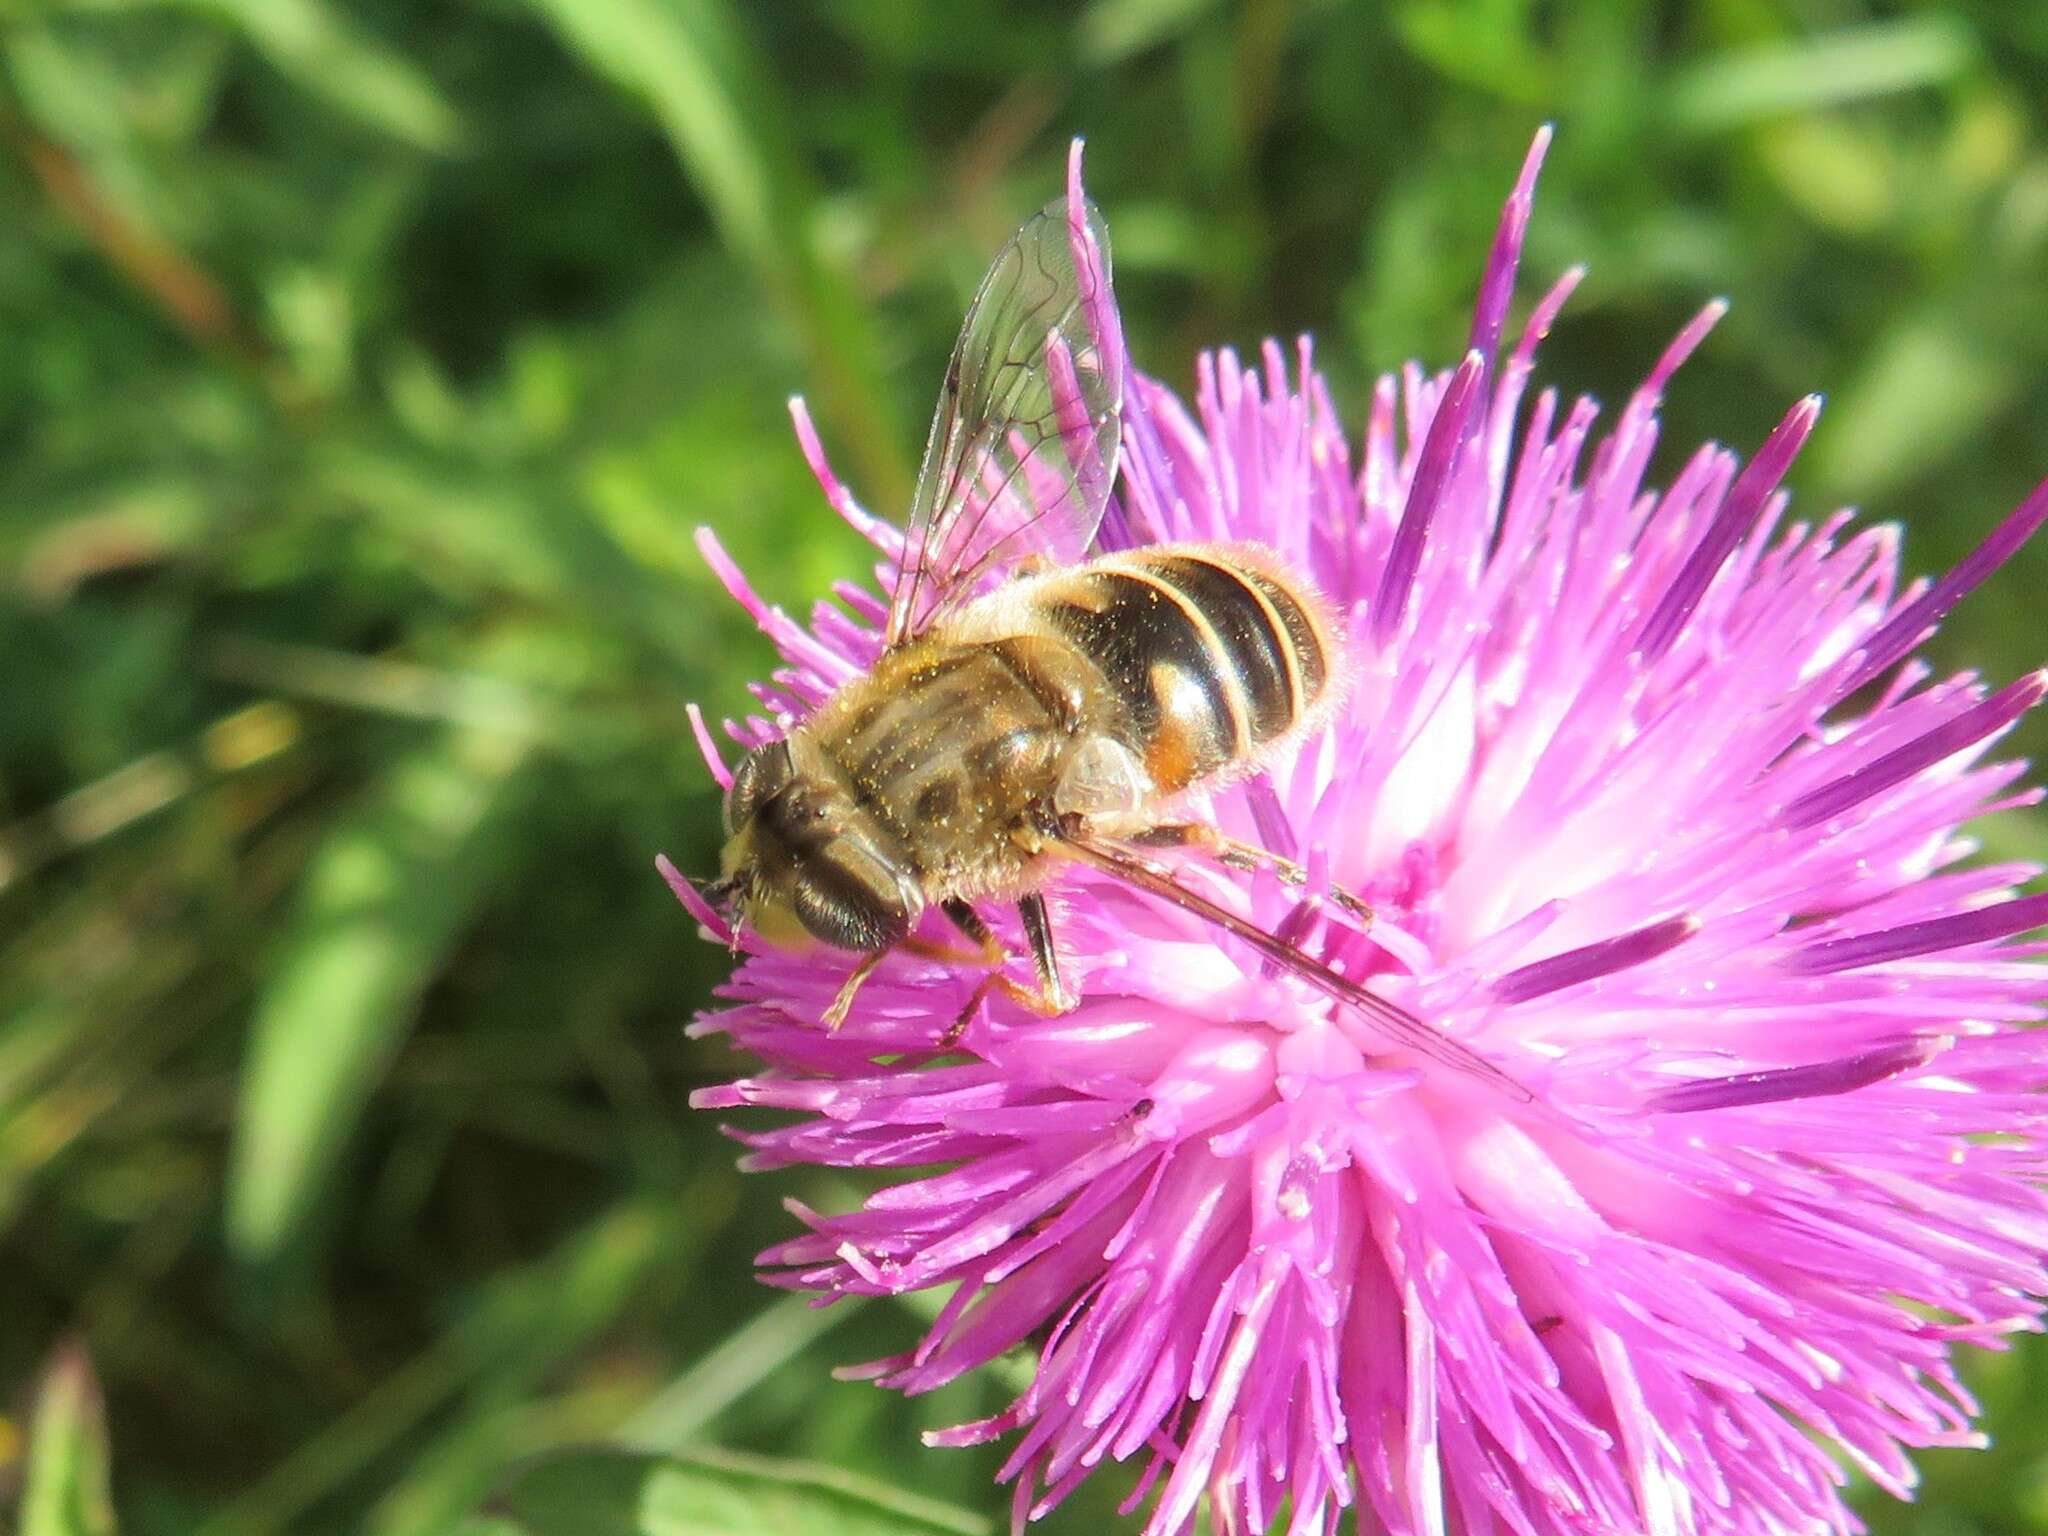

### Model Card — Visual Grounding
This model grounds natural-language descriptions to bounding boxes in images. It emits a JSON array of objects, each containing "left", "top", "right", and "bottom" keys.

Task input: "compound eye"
[
  {"left": 790, "top": 838, "right": 919, "bottom": 952},
  {"left": 723, "top": 741, "right": 793, "bottom": 834}
]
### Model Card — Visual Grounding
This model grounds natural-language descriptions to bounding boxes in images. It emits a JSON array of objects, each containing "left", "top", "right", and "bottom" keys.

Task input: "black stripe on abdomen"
[
  {"left": 1146, "top": 554, "right": 1305, "bottom": 742},
  {"left": 1044, "top": 570, "right": 1241, "bottom": 787},
  {"left": 1238, "top": 565, "right": 1328, "bottom": 710}
]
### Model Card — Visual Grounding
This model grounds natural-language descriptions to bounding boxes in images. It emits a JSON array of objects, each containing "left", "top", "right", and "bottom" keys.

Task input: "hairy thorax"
[
  {"left": 801, "top": 630, "right": 1095, "bottom": 901},
  {"left": 795, "top": 545, "right": 1334, "bottom": 909}
]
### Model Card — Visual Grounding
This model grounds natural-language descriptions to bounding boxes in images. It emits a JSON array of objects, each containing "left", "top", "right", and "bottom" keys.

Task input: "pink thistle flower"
[{"left": 667, "top": 131, "right": 2048, "bottom": 1536}]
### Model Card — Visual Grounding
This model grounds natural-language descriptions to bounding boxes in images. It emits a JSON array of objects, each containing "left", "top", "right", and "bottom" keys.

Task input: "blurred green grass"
[{"left": 3, "top": 2, "right": 2047, "bottom": 1532}]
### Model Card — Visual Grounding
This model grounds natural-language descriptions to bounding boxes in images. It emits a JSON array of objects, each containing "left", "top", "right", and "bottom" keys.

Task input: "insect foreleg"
[
  {"left": 822, "top": 899, "right": 1073, "bottom": 1040},
  {"left": 931, "top": 895, "right": 1074, "bottom": 1047},
  {"left": 819, "top": 902, "right": 1006, "bottom": 1033},
  {"left": 938, "top": 898, "right": 1006, "bottom": 963},
  {"left": 823, "top": 948, "right": 891, "bottom": 1031}
]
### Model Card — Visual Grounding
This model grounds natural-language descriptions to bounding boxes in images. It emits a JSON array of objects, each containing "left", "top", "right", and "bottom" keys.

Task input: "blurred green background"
[{"left": 5, "top": 1, "right": 2048, "bottom": 1533}]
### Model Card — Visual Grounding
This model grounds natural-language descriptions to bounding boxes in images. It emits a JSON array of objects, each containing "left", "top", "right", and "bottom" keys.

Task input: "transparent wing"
[{"left": 884, "top": 191, "right": 1124, "bottom": 648}]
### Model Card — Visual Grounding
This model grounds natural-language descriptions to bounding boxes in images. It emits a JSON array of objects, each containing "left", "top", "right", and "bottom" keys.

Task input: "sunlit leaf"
[
  {"left": 225, "top": 722, "right": 537, "bottom": 1257},
  {"left": 469, "top": 1447, "right": 987, "bottom": 1536},
  {"left": 178, "top": 0, "right": 463, "bottom": 151},
  {"left": 1666, "top": 17, "right": 1979, "bottom": 134},
  {"left": 21, "top": 1344, "right": 117, "bottom": 1536},
  {"left": 1394, "top": 0, "right": 1553, "bottom": 103},
  {"left": 517, "top": 0, "right": 910, "bottom": 507},
  {"left": 1810, "top": 309, "right": 2018, "bottom": 503},
  {"left": 1754, "top": 116, "right": 1896, "bottom": 234},
  {"left": 1078, "top": 0, "right": 1221, "bottom": 65}
]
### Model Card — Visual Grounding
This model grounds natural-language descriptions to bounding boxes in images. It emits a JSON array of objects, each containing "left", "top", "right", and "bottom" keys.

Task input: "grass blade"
[
  {"left": 179, "top": 0, "right": 463, "bottom": 151},
  {"left": 226, "top": 721, "right": 537, "bottom": 1259},
  {"left": 1667, "top": 17, "right": 1978, "bottom": 134},
  {"left": 21, "top": 1344, "right": 118, "bottom": 1536},
  {"left": 205, "top": 1195, "right": 709, "bottom": 1536},
  {"left": 518, "top": 0, "right": 910, "bottom": 508},
  {"left": 622, "top": 1292, "right": 864, "bottom": 1451},
  {"left": 472, "top": 1446, "right": 987, "bottom": 1536}
]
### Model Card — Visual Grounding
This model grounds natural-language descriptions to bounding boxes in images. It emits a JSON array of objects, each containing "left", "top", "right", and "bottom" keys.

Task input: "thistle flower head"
[{"left": 668, "top": 133, "right": 2048, "bottom": 1536}]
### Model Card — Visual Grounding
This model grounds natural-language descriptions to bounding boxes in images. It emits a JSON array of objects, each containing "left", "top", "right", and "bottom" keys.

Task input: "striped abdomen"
[{"left": 1030, "top": 545, "right": 1334, "bottom": 793}]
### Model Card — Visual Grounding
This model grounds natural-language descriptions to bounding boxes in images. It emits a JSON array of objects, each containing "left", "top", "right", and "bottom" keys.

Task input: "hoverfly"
[{"left": 704, "top": 156, "right": 1527, "bottom": 1099}]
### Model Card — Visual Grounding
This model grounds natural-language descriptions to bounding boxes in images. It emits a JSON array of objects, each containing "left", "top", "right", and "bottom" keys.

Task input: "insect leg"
[
  {"left": 827, "top": 902, "right": 1078, "bottom": 1040},
  {"left": 939, "top": 897, "right": 1007, "bottom": 965},
  {"left": 1053, "top": 825, "right": 1535, "bottom": 1104},
  {"left": 927, "top": 896, "right": 1075, "bottom": 1047},
  {"left": 822, "top": 948, "right": 891, "bottom": 1032},
  {"left": 1016, "top": 891, "right": 1076, "bottom": 1011},
  {"left": 877, "top": 900, "right": 1006, "bottom": 972},
  {"left": 1115, "top": 820, "right": 1374, "bottom": 922}
]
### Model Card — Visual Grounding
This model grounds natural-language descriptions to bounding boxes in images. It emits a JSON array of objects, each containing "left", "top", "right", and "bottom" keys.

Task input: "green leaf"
[
  {"left": 200, "top": 1199, "right": 706, "bottom": 1536},
  {"left": 1394, "top": 0, "right": 1554, "bottom": 103},
  {"left": 1665, "top": 17, "right": 1979, "bottom": 135},
  {"left": 1078, "top": 0, "right": 1221, "bottom": 65},
  {"left": 21, "top": 1344, "right": 117, "bottom": 1536},
  {"left": 225, "top": 722, "right": 536, "bottom": 1258},
  {"left": 361, "top": 1196, "right": 723, "bottom": 1536},
  {"left": 178, "top": 0, "right": 464, "bottom": 151},
  {"left": 519, "top": 0, "right": 777, "bottom": 273},
  {"left": 518, "top": 0, "right": 910, "bottom": 508},
  {"left": 1752, "top": 115, "right": 1896, "bottom": 234},
  {"left": 620, "top": 1292, "right": 862, "bottom": 1451},
  {"left": 2, "top": 20, "right": 200, "bottom": 250},
  {"left": 473, "top": 1448, "right": 987, "bottom": 1536},
  {"left": 1810, "top": 309, "right": 2019, "bottom": 504}
]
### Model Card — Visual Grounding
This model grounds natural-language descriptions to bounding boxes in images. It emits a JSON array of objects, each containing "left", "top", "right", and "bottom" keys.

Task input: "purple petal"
[
  {"left": 687, "top": 701, "right": 733, "bottom": 789},
  {"left": 1491, "top": 915, "right": 1700, "bottom": 1004},
  {"left": 1634, "top": 394, "right": 1822, "bottom": 664},
  {"left": 1840, "top": 473, "right": 2048, "bottom": 695},
  {"left": 1648, "top": 1035, "right": 1950, "bottom": 1114},
  {"left": 1788, "top": 892, "right": 2048, "bottom": 974},
  {"left": 1373, "top": 349, "right": 1485, "bottom": 647},
  {"left": 1465, "top": 124, "right": 1551, "bottom": 373},
  {"left": 1783, "top": 671, "right": 2048, "bottom": 830}
]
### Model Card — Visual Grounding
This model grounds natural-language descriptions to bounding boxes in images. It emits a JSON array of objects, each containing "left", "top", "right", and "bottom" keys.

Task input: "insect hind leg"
[
  {"left": 1113, "top": 820, "right": 1374, "bottom": 923},
  {"left": 1051, "top": 824, "right": 1536, "bottom": 1104}
]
